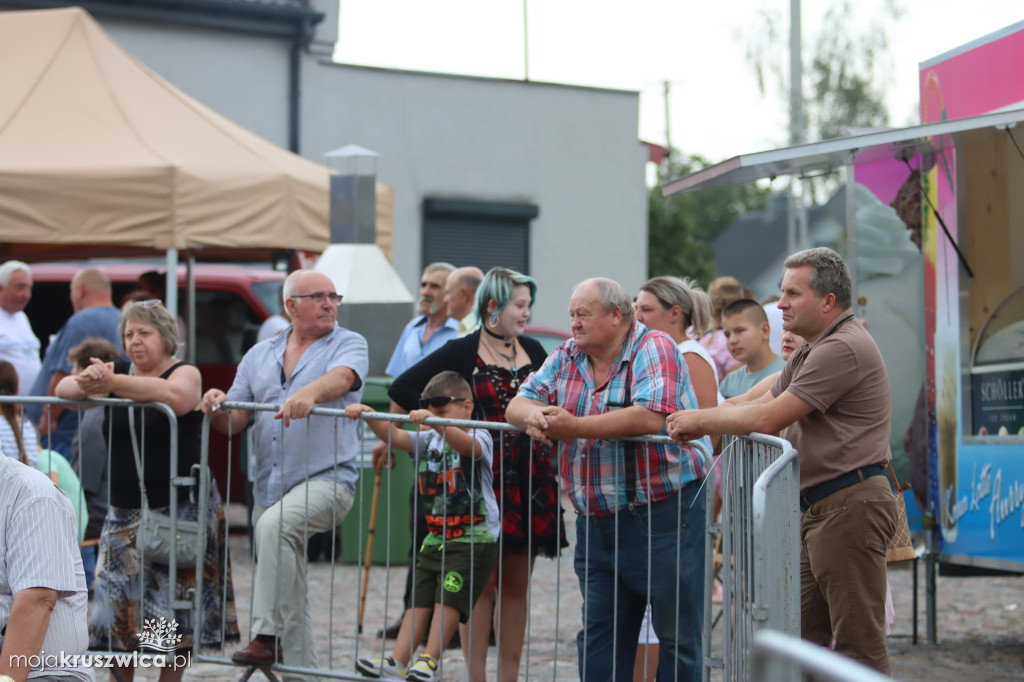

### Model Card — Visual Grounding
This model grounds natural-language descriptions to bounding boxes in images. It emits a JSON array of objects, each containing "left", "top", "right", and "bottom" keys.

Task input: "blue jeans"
[
  {"left": 574, "top": 480, "right": 705, "bottom": 682},
  {"left": 81, "top": 545, "right": 97, "bottom": 592}
]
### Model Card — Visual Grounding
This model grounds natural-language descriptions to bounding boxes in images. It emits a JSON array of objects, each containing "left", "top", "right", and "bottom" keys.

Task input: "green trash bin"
[{"left": 340, "top": 376, "right": 415, "bottom": 565}]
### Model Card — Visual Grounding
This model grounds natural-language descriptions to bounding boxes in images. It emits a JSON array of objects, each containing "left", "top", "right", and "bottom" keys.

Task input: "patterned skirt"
[
  {"left": 89, "top": 484, "right": 240, "bottom": 651},
  {"left": 493, "top": 430, "right": 569, "bottom": 558}
]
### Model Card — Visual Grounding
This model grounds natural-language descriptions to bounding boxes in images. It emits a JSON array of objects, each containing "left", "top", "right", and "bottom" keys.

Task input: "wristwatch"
[{"left": 0, "top": 674, "right": 16, "bottom": 682}]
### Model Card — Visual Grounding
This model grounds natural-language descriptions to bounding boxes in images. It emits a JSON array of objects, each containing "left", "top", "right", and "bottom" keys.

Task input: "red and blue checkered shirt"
[{"left": 518, "top": 322, "right": 710, "bottom": 516}]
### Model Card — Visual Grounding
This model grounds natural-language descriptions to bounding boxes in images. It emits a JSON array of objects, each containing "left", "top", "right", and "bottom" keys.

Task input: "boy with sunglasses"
[{"left": 345, "top": 371, "right": 499, "bottom": 682}]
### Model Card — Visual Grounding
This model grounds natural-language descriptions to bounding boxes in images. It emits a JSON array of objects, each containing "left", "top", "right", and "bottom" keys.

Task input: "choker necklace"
[
  {"left": 482, "top": 333, "right": 520, "bottom": 388},
  {"left": 483, "top": 325, "right": 513, "bottom": 348}
]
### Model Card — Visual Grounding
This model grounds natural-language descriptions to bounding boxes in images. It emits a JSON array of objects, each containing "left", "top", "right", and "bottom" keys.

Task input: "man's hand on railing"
[
  {"left": 200, "top": 388, "right": 228, "bottom": 415},
  {"left": 524, "top": 405, "right": 577, "bottom": 445},
  {"left": 274, "top": 388, "right": 316, "bottom": 427},
  {"left": 666, "top": 409, "right": 707, "bottom": 445}
]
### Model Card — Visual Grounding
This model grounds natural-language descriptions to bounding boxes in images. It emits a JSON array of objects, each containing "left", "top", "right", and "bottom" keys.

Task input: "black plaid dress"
[{"left": 472, "top": 358, "right": 567, "bottom": 557}]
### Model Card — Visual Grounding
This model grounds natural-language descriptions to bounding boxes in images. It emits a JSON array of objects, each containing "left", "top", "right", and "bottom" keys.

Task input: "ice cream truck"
[{"left": 663, "top": 19, "right": 1024, "bottom": 637}]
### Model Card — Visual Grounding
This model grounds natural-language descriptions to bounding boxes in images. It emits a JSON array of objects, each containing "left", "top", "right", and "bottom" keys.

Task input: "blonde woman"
[
  {"left": 634, "top": 276, "right": 719, "bottom": 409},
  {"left": 57, "top": 300, "right": 238, "bottom": 681}
]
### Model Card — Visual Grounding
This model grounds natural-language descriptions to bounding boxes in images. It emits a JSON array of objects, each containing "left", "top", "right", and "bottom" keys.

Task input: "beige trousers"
[{"left": 252, "top": 479, "right": 354, "bottom": 681}]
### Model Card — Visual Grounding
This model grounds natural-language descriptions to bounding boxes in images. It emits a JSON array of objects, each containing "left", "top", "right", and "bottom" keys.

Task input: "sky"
[{"left": 333, "top": 0, "right": 1024, "bottom": 164}]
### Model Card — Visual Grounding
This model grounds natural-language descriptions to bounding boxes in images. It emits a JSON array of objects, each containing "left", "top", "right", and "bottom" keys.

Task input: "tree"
[
  {"left": 744, "top": 0, "right": 900, "bottom": 144},
  {"left": 741, "top": 1, "right": 901, "bottom": 203},
  {"left": 807, "top": 2, "right": 897, "bottom": 141},
  {"left": 648, "top": 152, "right": 771, "bottom": 283}
]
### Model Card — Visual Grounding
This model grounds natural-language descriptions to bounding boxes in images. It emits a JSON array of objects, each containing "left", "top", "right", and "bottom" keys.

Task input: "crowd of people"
[{"left": 0, "top": 247, "right": 900, "bottom": 682}]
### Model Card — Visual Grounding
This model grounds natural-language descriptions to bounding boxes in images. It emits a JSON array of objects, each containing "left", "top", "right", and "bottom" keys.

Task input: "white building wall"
[{"left": 302, "top": 62, "right": 648, "bottom": 328}]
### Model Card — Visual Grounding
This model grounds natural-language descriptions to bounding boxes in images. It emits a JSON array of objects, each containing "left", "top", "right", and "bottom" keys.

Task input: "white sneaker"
[
  {"left": 355, "top": 655, "right": 405, "bottom": 680},
  {"left": 405, "top": 654, "right": 439, "bottom": 682}
]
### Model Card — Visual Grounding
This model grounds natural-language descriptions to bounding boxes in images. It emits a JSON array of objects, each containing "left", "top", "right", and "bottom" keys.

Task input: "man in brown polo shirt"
[{"left": 666, "top": 246, "right": 898, "bottom": 673}]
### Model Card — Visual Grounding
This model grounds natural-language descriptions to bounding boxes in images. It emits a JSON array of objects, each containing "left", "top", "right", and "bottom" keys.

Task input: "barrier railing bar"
[
  {"left": 184, "top": 401, "right": 798, "bottom": 682},
  {"left": 750, "top": 630, "right": 890, "bottom": 682}
]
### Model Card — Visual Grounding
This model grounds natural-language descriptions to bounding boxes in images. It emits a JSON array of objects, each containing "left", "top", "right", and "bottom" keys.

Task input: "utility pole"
[
  {"left": 788, "top": 0, "right": 804, "bottom": 148},
  {"left": 523, "top": 0, "right": 529, "bottom": 81},
  {"left": 787, "top": 0, "right": 807, "bottom": 254},
  {"left": 663, "top": 80, "right": 672, "bottom": 163}
]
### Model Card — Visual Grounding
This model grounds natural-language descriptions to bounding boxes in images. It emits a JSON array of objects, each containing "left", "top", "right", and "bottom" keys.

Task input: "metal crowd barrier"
[
  {"left": 749, "top": 630, "right": 891, "bottom": 682},
  {"left": 1, "top": 394, "right": 803, "bottom": 681},
  {"left": 0, "top": 395, "right": 196, "bottom": 672},
  {"left": 195, "top": 403, "right": 560, "bottom": 682},
  {"left": 184, "top": 402, "right": 801, "bottom": 682},
  {"left": 705, "top": 433, "right": 800, "bottom": 682}
]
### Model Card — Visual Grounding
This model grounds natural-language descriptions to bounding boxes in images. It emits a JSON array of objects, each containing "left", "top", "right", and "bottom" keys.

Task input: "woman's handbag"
[
  {"left": 138, "top": 506, "right": 199, "bottom": 566},
  {"left": 886, "top": 462, "right": 916, "bottom": 566},
  {"left": 128, "top": 404, "right": 200, "bottom": 566}
]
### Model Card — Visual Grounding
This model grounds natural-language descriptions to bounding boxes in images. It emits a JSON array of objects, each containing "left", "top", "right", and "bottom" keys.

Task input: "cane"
[{"left": 358, "top": 467, "right": 383, "bottom": 634}]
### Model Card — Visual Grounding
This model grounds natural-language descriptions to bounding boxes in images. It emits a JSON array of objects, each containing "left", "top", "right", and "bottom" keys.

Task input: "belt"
[{"left": 800, "top": 464, "right": 886, "bottom": 512}]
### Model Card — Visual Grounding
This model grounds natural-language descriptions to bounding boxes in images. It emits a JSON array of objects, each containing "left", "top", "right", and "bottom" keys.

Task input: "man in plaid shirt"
[{"left": 507, "top": 277, "right": 709, "bottom": 682}]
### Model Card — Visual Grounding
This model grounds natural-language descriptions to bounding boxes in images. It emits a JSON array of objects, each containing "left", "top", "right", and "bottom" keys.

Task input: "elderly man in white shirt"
[
  {"left": 0, "top": 261, "right": 41, "bottom": 396},
  {"left": 0, "top": 455, "right": 94, "bottom": 682}
]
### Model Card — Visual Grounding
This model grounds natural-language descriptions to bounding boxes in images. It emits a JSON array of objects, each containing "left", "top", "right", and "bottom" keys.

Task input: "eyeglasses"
[
  {"left": 418, "top": 395, "right": 466, "bottom": 409},
  {"left": 132, "top": 299, "right": 163, "bottom": 308},
  {"left": 291, "top": 292, "right": 343, "bottom": 305}
]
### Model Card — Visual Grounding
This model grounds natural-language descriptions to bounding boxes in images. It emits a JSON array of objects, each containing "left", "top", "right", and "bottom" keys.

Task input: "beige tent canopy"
[{"left": 0, "top": 7, "right": 330, "bottom": 260}]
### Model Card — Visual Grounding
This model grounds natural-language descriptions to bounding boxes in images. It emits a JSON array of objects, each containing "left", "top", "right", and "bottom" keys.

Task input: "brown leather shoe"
[{"left": 231, "top": 636, "right": 283, "bottom": 666}]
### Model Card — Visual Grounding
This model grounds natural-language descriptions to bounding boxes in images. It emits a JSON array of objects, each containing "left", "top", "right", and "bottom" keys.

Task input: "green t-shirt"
[
  {"left": 35, "top": 449, "right": 89, "bottom": 544},
  {"left": 719, "top": 355, "right": 787, "bottom": 400}
]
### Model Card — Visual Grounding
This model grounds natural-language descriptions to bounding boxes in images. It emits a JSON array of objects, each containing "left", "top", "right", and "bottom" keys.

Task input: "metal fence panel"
[
  {"left": 1, "top": 394, "right": 807, "bottom": 681},
  {"left": 0, "top": 393, "right": 804, "bottom": 682},
  {"left": 703, "top": 433, "right": 800, "bottom": 682},
  {"left": 1, "top": 395, "right": 200, "bottom": 670}
]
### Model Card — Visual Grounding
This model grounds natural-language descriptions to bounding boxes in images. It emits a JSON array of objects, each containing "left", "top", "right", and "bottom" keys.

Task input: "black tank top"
[{"left": 104, "top": 360, "right": 204, "bottom": 509}]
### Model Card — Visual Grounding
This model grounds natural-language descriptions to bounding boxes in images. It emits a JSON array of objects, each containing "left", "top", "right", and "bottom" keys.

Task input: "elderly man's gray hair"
[
  {"left": 0, "top": 261, "right": 31, "bottom": 288},
  {"left": 282, "top": 269, "right": 325, "bottom": 301},
  {"left": 576, "top": 277, "right": 635, "bottom": 324},
  {"left": 423, "top": 262, "right": 456, "bottom": 277}
]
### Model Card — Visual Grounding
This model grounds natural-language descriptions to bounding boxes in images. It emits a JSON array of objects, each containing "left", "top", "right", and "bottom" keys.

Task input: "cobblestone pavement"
[
  {"left": 115, "top": 504, "right": 1022, "bottom": 681},
  {"left": 885, "top": 561, "right": 1023, "bottom": 682}
]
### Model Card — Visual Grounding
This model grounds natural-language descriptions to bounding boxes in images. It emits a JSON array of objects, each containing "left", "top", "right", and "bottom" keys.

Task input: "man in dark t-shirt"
[{"left": 667, "top": 247, "right": 898, "bottom": 673}]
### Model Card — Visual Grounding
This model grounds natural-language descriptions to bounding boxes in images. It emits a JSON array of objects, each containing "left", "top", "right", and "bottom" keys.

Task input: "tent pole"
[
  {"left": 186, "top": 253, "right": 196, "bottom": 364},
  {"left": 165, "top": 248, "right": 178, "bottom": 318},
  {"left": 845, "top": 164, "right": 858, "bottom": 306}
]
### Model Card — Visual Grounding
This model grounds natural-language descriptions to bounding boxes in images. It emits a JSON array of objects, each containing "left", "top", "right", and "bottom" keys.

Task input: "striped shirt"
[
  {"left": 0, "top": 415, "right": 39, "bottom": 467},
  {"left": 0, "top": 456, "right": 93, "bottom": 681},
  {"left": 518, "top": 322, "right": 710, "bottom": 516}
]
